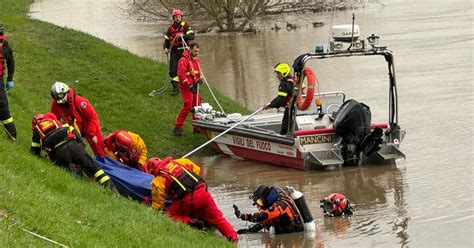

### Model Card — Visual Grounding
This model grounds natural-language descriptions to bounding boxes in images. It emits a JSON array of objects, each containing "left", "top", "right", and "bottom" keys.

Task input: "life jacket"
[
  {"left": 157, "top": 159, "right": 204, "bottom": 199},
  {"left": 168, "top": 21, "right": 187, "bottom": 48},
  {"left": 33, "top": 117, "right": 76, "bottom": 153},
  {"left": 282, "top": 77, "right": 296, "bottom": 106},
  {"left": 0, "top": 42, "right": 4, "bottom": 76},
  {"left": 34, "top": 117, "right": 62, "bottom": 140},
  {"left": 264, "top": 196, "right": 304, "bottom": 234},
  {"left": 182, "top": 50, "right": 201, "bottom": 83}
]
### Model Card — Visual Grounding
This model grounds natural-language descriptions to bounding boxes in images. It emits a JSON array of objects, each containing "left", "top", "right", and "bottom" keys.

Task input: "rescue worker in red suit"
[
  {"left": 149, "top": 156, "right": 238, "bottom": 242},
  {"left": 320, "top": 193, "right": 354, "bottom": 217},
  {"left": 173, "top": 43, "right": 202, "bottom": 136},
  {"left": 263, "top": 63, "right": 295, "bottom": 135},
  {"left": 164, "top": 9, "right": 195, "bottom": 96},
  {"left": 104, "top": 130, "right": 147, "bottom": 169},
  {"left": 30, "top": 113, "right": 115, "bottom": 189},
  {"left": 0, "top": 24, "right": 17, "bottom": 140},
  {"left": 233, "top": 185, "right": 304, "bottom": 234},
  {"left": 50, "top": 82, "right": 105, "bottom": 157}
]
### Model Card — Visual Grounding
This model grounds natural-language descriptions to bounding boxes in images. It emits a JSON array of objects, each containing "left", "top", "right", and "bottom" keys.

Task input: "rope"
[
  {"left": 0, "top": 210, "right": 69, "bottom": 247},
  {"left": 149, "top": 52, "right": 171, "bottom": 96}
]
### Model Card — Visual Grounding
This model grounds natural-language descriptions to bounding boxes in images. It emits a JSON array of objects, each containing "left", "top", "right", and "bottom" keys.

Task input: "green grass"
[{"left": 0, "top": 0, "right": 247, "bottom": 246}]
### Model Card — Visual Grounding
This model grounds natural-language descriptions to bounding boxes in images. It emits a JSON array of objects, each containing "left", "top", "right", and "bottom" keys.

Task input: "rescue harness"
[
  {"left": 34, "top": 118, "right": 77, "bottom": 153},
  {"left": 167, "top": 22, "right": 187, "bottom": 49},
  {"left": 161, "top": 165, "right": 205, "bottom": 199}
]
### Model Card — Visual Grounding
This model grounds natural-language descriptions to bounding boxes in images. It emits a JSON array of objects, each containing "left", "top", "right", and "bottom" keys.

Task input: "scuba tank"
[{"left": 286, "top": 186, "right": 316, "bottom": 231}]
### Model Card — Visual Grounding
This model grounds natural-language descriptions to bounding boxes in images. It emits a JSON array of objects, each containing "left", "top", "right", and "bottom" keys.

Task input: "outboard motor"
[
  {"left": 285, "top": 186, "right": 315, "bottom": 231},
  {"left": 333, "top": 100, "right": 383, "bottom": 164},
  {"left": 333, "top": 99, "right": 371, "bottom": 164}
]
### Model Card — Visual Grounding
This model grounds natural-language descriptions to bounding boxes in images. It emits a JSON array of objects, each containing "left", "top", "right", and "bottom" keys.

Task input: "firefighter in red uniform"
[
  {"left": 263, "top": 63, "right": 295, "bottom": 135},
  {"left": 233, "top": 185, "right": 304, "bottom": 234},
  {"left": 50, "top": 82, "right": 105, "bottom": 157},
  {"left": 0, "top": 24, "right": 16, "bottom": 140},
  {"left": 164, "top": 9, "right": 195, "bottom": 96},
  {"left": 149, "top": 156, "right": 238, "bottom": 242},
  {"left": 30, "top": 113, "right": 115, "bottom": 189},
  {"left": 173, "top": 43, "right": 202, "bottom": 136},
  {"left": 104, "top": 130, "right": 147, "bottom": 169}
]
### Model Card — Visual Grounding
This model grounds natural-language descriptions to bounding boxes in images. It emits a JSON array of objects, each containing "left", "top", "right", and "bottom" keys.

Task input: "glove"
[
  {"left": 248, "top": 223, "right": 264, "bottom": 232},
  {"left": 6, "top": 81, "right": 14, "bottom": 91},
  {"left": 189, "top": 219, "right": 206, "bottom": 230},
  {"left": 237, "top": 223, "right": 264, "bottom": 234},
  {"left": 233, "top": 204, "right": 241, "bottom": 218},
  {"left": 188, "top": 84, "right": 197, "bottom": 94},
  {"left": 198, "top": 76, "right": 204, "bottom": 85}
]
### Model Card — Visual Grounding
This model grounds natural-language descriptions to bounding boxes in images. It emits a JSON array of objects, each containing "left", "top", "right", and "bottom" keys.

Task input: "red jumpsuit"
[
  {"left": 175, "top": 50, "right": 201, "bottom": 131},
  {"left": 151, "top": 157, "right": 238, "bottom": 241},
  {"left": 51, "top": 88, "right": 105, "bottom": 157}
]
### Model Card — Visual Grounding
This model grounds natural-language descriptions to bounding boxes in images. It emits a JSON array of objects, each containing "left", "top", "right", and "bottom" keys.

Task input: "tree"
[{"left": 128, "top": 0, "right": 352, "bottom": 32}]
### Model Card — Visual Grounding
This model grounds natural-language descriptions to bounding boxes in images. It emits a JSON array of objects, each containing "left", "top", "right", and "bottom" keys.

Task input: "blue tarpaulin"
[{"left": 95, "top": 156, "right": 154, "bottom": 203}]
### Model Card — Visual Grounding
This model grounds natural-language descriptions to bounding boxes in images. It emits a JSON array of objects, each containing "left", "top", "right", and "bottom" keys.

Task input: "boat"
[{"left": 192, "top": 25, "right": 406, "bottom": 170}]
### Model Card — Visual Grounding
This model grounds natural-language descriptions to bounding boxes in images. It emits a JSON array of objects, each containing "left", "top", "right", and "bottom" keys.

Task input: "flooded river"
[{"left": 30, "top": 0, "right": 473, "bottom": 246}]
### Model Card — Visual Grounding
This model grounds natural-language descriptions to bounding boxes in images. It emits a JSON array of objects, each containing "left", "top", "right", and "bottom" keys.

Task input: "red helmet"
[
  {"left": 143, "top": 157, "right": 162, "bottom": 176},
  {"left": 320, "top": 193, "right": 354, "bottom": 217},
  {"left": 172, "top": 9, "right": 183, "bottom": 16},
  {"left": 32, "top": 113, "right": 45, "bottom": 128},
  {"left": 44, "top": 112, "right": 58, "bottom": 120},
  {"left": 115, "top": 130, "right": 133, "bottom": 152}
]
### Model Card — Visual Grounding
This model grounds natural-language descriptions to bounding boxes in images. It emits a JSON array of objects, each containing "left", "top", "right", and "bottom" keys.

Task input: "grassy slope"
[{"left": 0, "top": 0, "right": 246, "bottom": 246}]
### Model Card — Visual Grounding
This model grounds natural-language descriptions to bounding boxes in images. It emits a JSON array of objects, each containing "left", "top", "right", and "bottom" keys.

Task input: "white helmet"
[{"left": 51, "top": 82, "right": 70, "bottom": 104}]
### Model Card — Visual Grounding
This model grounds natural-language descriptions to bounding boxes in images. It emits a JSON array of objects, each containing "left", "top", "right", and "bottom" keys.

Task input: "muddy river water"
[{"left": 29, "top": 0, "right": 473, "bottom": 246}]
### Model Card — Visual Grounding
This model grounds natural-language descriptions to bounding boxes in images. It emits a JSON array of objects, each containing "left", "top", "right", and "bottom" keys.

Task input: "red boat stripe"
[
  {"left": 294, "top": 123, "right": 388, "bottom": 136},
  {"left": 225, "top": 145, "right": 305, "bottom": 170}
]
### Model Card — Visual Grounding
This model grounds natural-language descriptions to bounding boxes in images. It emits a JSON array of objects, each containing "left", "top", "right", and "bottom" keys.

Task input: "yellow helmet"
[{"left": 274, "top": 63, "right": 291, "bottom": 77}]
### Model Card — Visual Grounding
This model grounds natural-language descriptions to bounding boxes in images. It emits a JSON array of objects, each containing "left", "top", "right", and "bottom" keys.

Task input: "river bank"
[{"left": 0, "top": 0, "right": 244, "bottom": 246}]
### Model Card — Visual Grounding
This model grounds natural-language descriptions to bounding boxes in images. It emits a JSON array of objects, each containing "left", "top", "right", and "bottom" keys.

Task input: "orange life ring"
[{"left": 296, "top": 67, "right": 317, "bottom": 111}]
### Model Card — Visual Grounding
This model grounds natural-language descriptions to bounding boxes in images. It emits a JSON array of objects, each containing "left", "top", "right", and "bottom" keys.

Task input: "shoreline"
[{"left": 0, "top": 0, "right": 245, "bottom": 246}]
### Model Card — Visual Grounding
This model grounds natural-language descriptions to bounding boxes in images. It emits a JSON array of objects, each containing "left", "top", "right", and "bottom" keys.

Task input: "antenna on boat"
[
  {"left": 326, "top": 0, "right": 336, "bottom": 53},
  {"left": 347, "top": 13, "right": 356, "bottom": 51}
]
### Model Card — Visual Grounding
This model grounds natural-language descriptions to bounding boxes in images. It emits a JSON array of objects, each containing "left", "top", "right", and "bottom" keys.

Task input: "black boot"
[
  {"left": 171, "top": 81, "right": 179, "bottom": 96},
  {"left": 173, "top": 127, "right": 183, "bottom": 137},
  {"left": 2, "top": 122, "right": 16, "bottom": 141}
]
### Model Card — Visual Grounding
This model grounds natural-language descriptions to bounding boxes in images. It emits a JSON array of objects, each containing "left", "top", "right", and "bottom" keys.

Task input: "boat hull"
[{"left": 200, "top": 128, "right": 306, "bottom": 170}]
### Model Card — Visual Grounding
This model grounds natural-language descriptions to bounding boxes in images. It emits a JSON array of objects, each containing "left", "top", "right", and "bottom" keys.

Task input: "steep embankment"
[{"left": 0, "top": 0, "right": 245, "bottom": 246}]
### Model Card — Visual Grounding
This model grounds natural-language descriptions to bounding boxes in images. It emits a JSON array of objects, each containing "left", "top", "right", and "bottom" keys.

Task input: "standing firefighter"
[
  {"left": 233, "top": 185, "right": 304, "bottom": 234},
  {"left": 104, "top": 130, "right": 147, "bottom": 169},
  {"left": 263, "top": 63, "right": 295, "bottom": 135},
  {"left": 148, "top": 156, "right": 238, "bottom": 242},
  {"left": 173, "top": 43, "right": 202, "bottom": 136},
  {"left": 164, "top": 9, "right": 195, "bottom": 96},
  {"left": 31, "top": 113, "right": 115, "bottom": 189},
  {"left": 0, "top": 24, "right": 16, "bottom": 140},
  {"left": 50, "top": 82, "right": 105, "bottom": 157}
]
